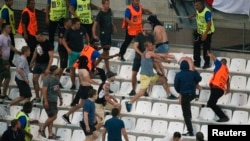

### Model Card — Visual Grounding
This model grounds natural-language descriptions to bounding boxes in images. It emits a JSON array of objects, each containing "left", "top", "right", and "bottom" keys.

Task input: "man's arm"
[
  {"left": 121, "top": 128, "right": 129, "bottom": 141},
  {"left": 207, "top": 52, "right": 216, "bottom": 62},
  {"left": 30, "top": 47, "right": 37, "bottom": 68},
  {"left": 85, "top": 33, "right": 90, "bottom": 45},
  {"left": 90, "top": 3, "right": 101, "bottom": 10},
  {"left": 62, "top": 37, "right": 72, "bottom": 54},
  {"left": 142, "top": 8, "right": 152, "bottom": 14},
  {"left": 17, "top": 67, "right": 29, "bottom": 84},
  {"left": 133, "top": 42, "right": 143, "bottom": 57},
  {"left": 92, "top": 21, "right": 98, "bottom": 39},
  {"left": 102, "top": 128, "right": 107, "bottom": 141},
  {"left": 45, "top": 50, "right": 54, "bottom": 74},
  {"left": 188, "top": 13, "right": 196, "bottom": 19},
  {"left": 174, "top": 75, "right": 180, "bottom": 93},
  {"left": 45, "top": 2, "right": 50, "bottom": 24},
  {"left": 83, "top": 111, "right": 90, "bottom": 131},
  {"left": 10, "top": 45, "right": 20, "bottom": 54},
  {"left": 226, "top": 78, "right": 230, "bottom": 94}
]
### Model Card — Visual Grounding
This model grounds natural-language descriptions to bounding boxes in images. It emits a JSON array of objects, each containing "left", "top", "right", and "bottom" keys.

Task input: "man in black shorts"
[
  {"left": 92, "top": 0, "right": 117, "bottom": 72},
  {"left": 58, "top": 18, "right": 72, "bottom": 86},
  {"left": 62, "top": 56, "right": 99, "bottom": 124},
  {"left": 128, "top": 23, "right": 154, "bottom": 96},
  {"left": 30, "top": 33, "right": 54, "bottom": 103},
  {"left": 39, "top": 65, "right": 63, "bottom": 139},
  {"left": 6, "top": 46, "right": 32, "bottom": 114}
]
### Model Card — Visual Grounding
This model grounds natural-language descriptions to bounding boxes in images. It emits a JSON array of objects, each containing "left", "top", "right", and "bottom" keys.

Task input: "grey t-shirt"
[
  {"left": 16, "top": 55, "right": 30, "bottom": 81},
  {"left": 0, "top": 34, "right": 11, "bottom": 60},
  {"left": 43, "top": 75, "right": 60, "bottom": 102}
]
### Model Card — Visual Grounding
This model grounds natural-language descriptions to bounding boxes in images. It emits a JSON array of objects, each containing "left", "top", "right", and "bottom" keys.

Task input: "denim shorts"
[{"left": 155, "top": 43, "right": 169, "bottom": 53}]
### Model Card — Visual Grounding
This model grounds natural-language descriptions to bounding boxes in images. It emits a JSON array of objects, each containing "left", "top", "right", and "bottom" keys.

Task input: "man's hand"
[
  {"left": 86, "top": 126, "right": 90, "bottom": 133},
  {"left": 201, "top": 33, "right": 207, "bottom": 41},
  {"left": 44, "top": 69, "right": 50, "bottom": 76},
  {"left": 93, "top": 35, "right": 99, "bottom": 40},
  {"left": 24, "top": 78, "right": 29, "bottom": 84},
  {"left": 67, "top": 48, "right": 72, "bottom": 54},
  {"left": 59, "top": 98, "right": 63, "bottom": 106},
  {"left": 44, "top": 101, "right": 49, "bottom": 109}
]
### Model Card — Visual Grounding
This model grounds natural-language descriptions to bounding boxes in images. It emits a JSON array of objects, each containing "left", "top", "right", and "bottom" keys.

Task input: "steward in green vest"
[
  {"left": 69, "top": 0, "right": 101, "bottom": 38},
  {"left": 189, "top": 0, "right": 215, "bottom": 69},
  {"left": 46, "top": 0, "right": 67, "bottom": 46}
]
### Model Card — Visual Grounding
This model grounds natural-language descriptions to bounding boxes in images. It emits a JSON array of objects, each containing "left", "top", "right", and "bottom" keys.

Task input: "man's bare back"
[
  {"left": 78, "top": 69, "right": 92, "bottom": 86},
  {"left": 154, "top": 25, "right": 168, "bottom": 44}
]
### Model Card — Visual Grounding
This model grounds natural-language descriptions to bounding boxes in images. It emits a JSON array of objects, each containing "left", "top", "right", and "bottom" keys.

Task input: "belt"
[{"left": 156, "top": 41, "right": 169, "bottom": 48}]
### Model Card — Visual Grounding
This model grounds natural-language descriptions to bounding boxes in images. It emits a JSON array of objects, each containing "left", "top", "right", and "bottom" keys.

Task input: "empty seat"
[
  {"left": 71, "top": 112, "right": 83, "bottom": 126},
  {"left": 8, "top": 88, "right": 20, "bottom": 100},
  {"left": 110, "top": 80, "right": 120, "bottom": 93},
  {"left": 245, "top": 77, "right": 250, "bottom": 91},
  {"left": 9, "top": 71, "right": 17, "bottom": 86},
  {"left": 135, "top": 118, "right": 152, "bottom": 133},
  {"left": 217, "top": 93, "right": 231, "bottom": 105},
  {"left": 60, "top": 76, "right": 72, "bottom": 89},
  {"left": 166, "top": 69, "right": 180, "bottom": 84},
  {"left": 230, "top": 93, "right": 248, "bottom": 106},
  {"left": 199, "top": 107, "right": 215, "bottom": 121},
  {"left": 151, "top": 120, "right": 168, "bottom": 135},
  {"left": 57, "top": 93, "right": 73, "bottom": 108},
  {"left": 183, "top": 123, "right": 200, "bottom": 135},
  {"left": 123, "top": 48, "right": 135, "bottom": 61},
  {"left": 71, "top": 130, "right": 85, "bottom": 141},
  {"left": 244, "top": 60, "right": 250, "bottom": 74},
  {"left": 229, "top": 58, "right": 246, "bottom": 73},
  {"left": 169, "top": 86, "right": 179, "bottom": 96},
  {"left": 121, "top": 116, "right": 136, "bottom": 130},
  {"left": 200, "top": 125, "right": 208, "bottom": 140},
  {"left": 30, "top": 125, "right": 40, "bottom": 140},
  {"left": 151, "top": 102, "right": 168, "bottom": 117},
  {"left": 137, "top": 136, "right": 152, "bottom": 141},
  {"left": 199, "top": 73, "right": 213, "bottom": 88},
  {"left": 197, "top": 89, "right": 210, "bottom": 103},
  {"left": 127, "top": 135, "right": 136, "bottom": 141},
  {"left": 134, "top": 101, "right": 152, "bottom": 115},
  {"left": 109, "top": 47, "right": 120, "bottom": 61},
  {"left": 0, "top": 106, "right": 7, "bottom": 119},
  {"left": 151, "top": 85, "right": 168, "bottom": 99},
  {"left": 167, "top": 104, "right": 183, "bottom": 119},
  {"left": 230, "top": 75, "right": 247, "bottom": 91},
  {"left": 231, "top": 110, "right": 249, "bottom": 124},
  {"left": 15, "top": 38, "right": 27, "bottom": 51},
  {"left": 118, "top": 65, "right": 133, "bottom": 80},
  {"left": 191, "top": 105, "right": 200, "bottom": 120},
  {"left": 56, "top": 128, "right": 72, "bottom": 141},
  {"left": 39, "top": 109, "right": 48, "bottom": 123},
  {"left": 119, "top": 82, "right": 132, "bottom": 95},
  {"left": 167, "top": 121, "right": 184, "bottom": 134},
  {"left": 29, "top": 107, "right": 41, "bottom": 120},
  {"left": 0, "top": 122, "right": 7, "bottom": 136},
  {"left": 109, "top": 63, "right": 120, "bottom": 74},
  {"left": 5, "top": 106, "right": 22, "bottom": 120}
]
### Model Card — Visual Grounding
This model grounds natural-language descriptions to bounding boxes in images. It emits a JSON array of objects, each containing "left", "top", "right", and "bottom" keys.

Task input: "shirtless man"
[
  {"left": 147, "top": 15, "right": 169, "bottom": 76},
  {"left": 62, "top": 56, "right": 99, "bottom": 124}
]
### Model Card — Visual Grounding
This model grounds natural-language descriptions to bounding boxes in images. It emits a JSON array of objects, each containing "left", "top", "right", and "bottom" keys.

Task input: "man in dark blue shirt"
[{"left": 102, "top": 108, "right": 128, "bottom": 141}]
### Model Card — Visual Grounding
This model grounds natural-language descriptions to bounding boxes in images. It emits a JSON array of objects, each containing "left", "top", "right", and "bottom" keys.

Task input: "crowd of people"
[{"left": 0, "top": 0, "right": 233, "bottom": 140}]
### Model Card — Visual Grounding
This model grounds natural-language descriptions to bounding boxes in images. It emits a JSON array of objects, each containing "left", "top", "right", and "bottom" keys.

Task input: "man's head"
[
  {"left": 50, "top": 65, "right": 60, "bottom": 75},
  {"left": 88, "top": 89, "right": 98, "bottom": 100},
  {"left": 72, "top": 18, "right": 81, "bottom": 30},
  {"left": 221, "top": 58, "right": 227, "bottom": 65},
  {"left": 27, "top": 0, "right": 35, "bottom": 10},
  {"left": 144, "top": 40, "right": 154, "bottom": 51},
  {"left": 23, "top": 102, "right": 33, "bottom": 114},
  {"left": 78, "top": 56, "right": 89, "bottom": 70},
  {"left": 132, "top": 0, "right": 140, "bottom": 7},
  {"left": 5, "top": 0, "right": 13, "bottom": 6},
  {"left": 111, "top": 108, "right": 120, "bottom": 117},
  {"left": 196, "top": 132, "right": 204, "bottom": 141},
  {"left": 1, "top": 23, "right": 11, "bottom": 34},
  {"left": 147, "top": 15, "right": 163, "bottom": 27},
  {"left": 106, "top": 71, "right": 117, "bottom": 82},
  {"left": 11, "top": 119, "right": 21, "bottom": 130},
  {"left": 102, "top": 0, "right": 110, "bottom": 10},
  {"left": 89, "top": 38, "right": 100, "bottom": 49},
  {"left": 64, "top": 18, "right": 72, "bottom": 28},
  {"left": 35, "top": 32, "right": 46, "bottom": 42},
  {"left": 21, "top": 46, "right": 31, "bottom": 57},
  {"left": 142, "top": 23, "right": 152, "bottom": 35},
  {"left": 173, "top": 131, "right": 181, "bottom": 141},
  {"left": 194, "top": 0, "right": 204, "bottom": 12}
]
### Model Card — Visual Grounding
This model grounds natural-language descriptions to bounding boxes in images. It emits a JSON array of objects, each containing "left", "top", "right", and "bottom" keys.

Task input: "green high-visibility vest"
[
  {"left": 196, "top": 7, "right": 215, "bottom": 34},
  {"left": 0, "top": 4, "right": 16, "bottom": 34},
  {"left": 74, "top": 0, "right": 93, "bottom": 24},
  {"left": 49, "top": 0, "right": 67, "bottom": 21}
]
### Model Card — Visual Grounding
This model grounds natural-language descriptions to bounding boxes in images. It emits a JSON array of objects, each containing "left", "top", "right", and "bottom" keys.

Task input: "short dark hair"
[
  {"left": 111, "top": 108, "right": 120, "bottom": 117},
  {"left": 21, "top": 46, "right": 30, "bottom": 54},
  {"left": 64, "top": 18, "right": 71, "bottom": 24},
  {"left": 11, "top": 119, "right": 19, "bottom": 128},
  {"left": 196, "top": 132, "right": 204, "bottom": 141},
  {"left": 72, "top": 18, "right": 80, "bottom": 25},
  {"left": 88, "top": 89, "right": 97, "bottom": 98},
  {"left": 78, "top": 56, "right": 89, "bottom": 70},
  {"left": 27, "top": 0, "right": 34, "bottom": 6},
  {"left": 173, "top": 131, "right": 181, "bottom": 138},
  {"left": 1, "top": 23, "right": 10, "bottom": 31},
  {"left": 23, "top": 102, "right": 32, "bottom": 111},
  {"left": 102, "top": 0, "right": 109, "bottom": 4}
]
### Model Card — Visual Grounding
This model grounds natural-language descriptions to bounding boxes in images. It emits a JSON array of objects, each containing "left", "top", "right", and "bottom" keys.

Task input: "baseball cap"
[
  {"left": 143, "top": 23, "right": 152, "bottom": 30},
  {"left": 50, "top": 65, "right": 58, "bottom": 73},
  {"left": 106, "top": 71, "right": 117, "bottom": 78}
]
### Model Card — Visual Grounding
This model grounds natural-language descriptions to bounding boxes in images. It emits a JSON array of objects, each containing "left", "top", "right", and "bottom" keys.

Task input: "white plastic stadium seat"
[
  {"left": 167, "top": 104, "right": 183, "bottom": 119},
  {"left": 231, "top": 110, "right": 249, "bottom": 124},
  {"left": 0, "top": 122, "right": 7, "bottom": 136},
  {"left": 245, "top": 77, "right": 250, "bottom": 91},
  {"left": 39, "top": 109, "right": 48, "bottom": 123},
  {"left": 151, "top": 102, "right": 168, "bottom": 117},
  {"left": 191, "top": 105, "right": 200, "bottom": 120},
  {"left": 214, "top": 108, "right": 232, "bottom": 122},
  {"left": 5, "top": 106, "right": 22, "bottom": 120},
  {"left": 151, "top": 85, "right": 168, "bottom": 99},
  {"left": 14, "top": 38, "right": 27, "bottom": 51},
  {"left": 121, "top": 116, "right": 136, "bottom": 131},
  {"left": 60, "top": 76, "right": 72, "bottom": 90},
  {"left": 109, "top": 63, "right": 120, "bottom": 74},
  {"left": 29, "top": 125, "right": 40, "bottom": 140},
  {"left": 199, "top": 72, "right": 213, "bottom": 88},
  {"left": 52, "top": 57, "right": 59, "bottom": 66},
  {"left": 137, "top": 136, "right": 152, "bottom": 141},
  {"left": 57, "top": 93, "right": 73, "bottom": 108},
  {"left": 56, "top": 128, "right": 72, "bottom": 141},
  {"left": 200, "top": 125, "right": 208, "bottom": 140},
  {"left": 71, "top": 112, "right": 83, "bottom": 126},
  {"left": 123, "top": 48, "right": 135, "bottom": 61},
  {"left": 135, "top": 118, "right": 152, "bottom": 133},
  {"left": 109, "top": 47, "right": 120, "bottom": 61},
  {"left": 166, "top": 69, "right": 180, "bottom": 85},
  {"left": 8, "top": 88, "right": 20, "bottom": 100},
  {"left": 110, "top": 80, "right": 120, "bottom": 93},
  {"left": 199, "top": 107, "right": 215, "bottom": 121},
  {"left": 229, "top": 58, "right": 246, "bottom": 73},
  {"left": 9, "top": 71, "right": 16, "bottom": 86},
  {"left": 167, "top": 121, "right": 184, "bottom": 134},
  {"left": 217, "top": 93, "right": 231, "bottom": 105},
  {"left": 120, "top": 99, "right": 136, "bottom": 113},
  {"left": 197, "top": 89, "right": 210, "bottom": 103},
  {"left": 183, "top": 123, "right": 200, "bottom": 135},
  {"left": 127, "top": 135, "right": 136, "bottom": 141},
  {"left": 119, "top": 82, "right": 132, "bottom": 95},
  {"left": 118, "top": 65, "right": 133, "bottom": 80},
  {"left": 29, "top": 107, "right": 41, "bottom": 120},
  {"left": 230, "top": 93, "right": 248, "bottom": 107},
  {"left": 151, "top": 120, "right": 168, "bottom": 135},
  {"left": 71, "top": 130, "right": 85, "bottom": 141},
  {"left": 134, "top": 101, "right": 152, "bottom": 115},
  {"left": 230, "top": 75, "right": 247, "bottom": 91}
]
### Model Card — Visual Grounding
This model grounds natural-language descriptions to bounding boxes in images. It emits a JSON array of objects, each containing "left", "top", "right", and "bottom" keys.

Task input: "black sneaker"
[
  {"left": 194, "top": 63, "right": 200, "bottom": 68},
  {"left": 65, "top": 68, "right": 70, "bottom": 73},
  {"left": 167, "top": 94, "right": 178, "bottom": 100},
  {"left": 70, "top": 84, "right": 76, "bottom": 90},
  {"left": 109, "top": 90, "right": 114, "bottom": 93},
  {"left": 202, "top": 64, "right": 211, "bottom": 69},
  {"left": 0, "top": 95, "right": 12, "bottom": 101},
  {"left": 70, "top": 102, "right": 77, "bottom": 107},
  {"left": 39, "top": 129, "right": 46, "bottom": 138},
  {"left": 31, "top": 98, "right": 41, "bottom": 103},
  {"left": 144, "top": 91, "right": 149, "bottom": 97},
  {"left": 59, "top": 83, "right": 63, "bottom": 88},
  {"left": 129, "top": 90, "right": 136, "bottom": 96},
  {"left": 62, "top": 114, "right": 71, "bottom": 124},
  {"left": 216, "top": 117, "right": 229, "bottom": 122},
  {"left": 48, "top": 135, "right": 60, "bottom": 139},
  {"left": 120, "top": 56, "right": 125, "bottom": 61},
  {"left": 182, "top": 132, "right": 194, "bottom": 136}
]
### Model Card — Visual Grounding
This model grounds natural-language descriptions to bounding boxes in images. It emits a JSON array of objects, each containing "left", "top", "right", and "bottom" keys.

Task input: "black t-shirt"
[
  {"left": 1, "top": 127, "right": 25, "bottom": 141},
  {"left": 58, "top": 27, "right": 67, "bottom": 53},
  {"left": 95, "top": 8, "right": 113, "bottom": 34},
  {"left": 64, "top": 26, "right": 87, "bottom": 52},
  {"left": 133, "top": 33, "right": 154, "bottom": 59},
  {"left": 95, "top": 82, "right": 106, "bottom": 106},
  {"left": 36, "top": 39, "right": 54, "bottom": 64},
  {"left": 21, "top": 12, "right": 30, "bottom": 34}
]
